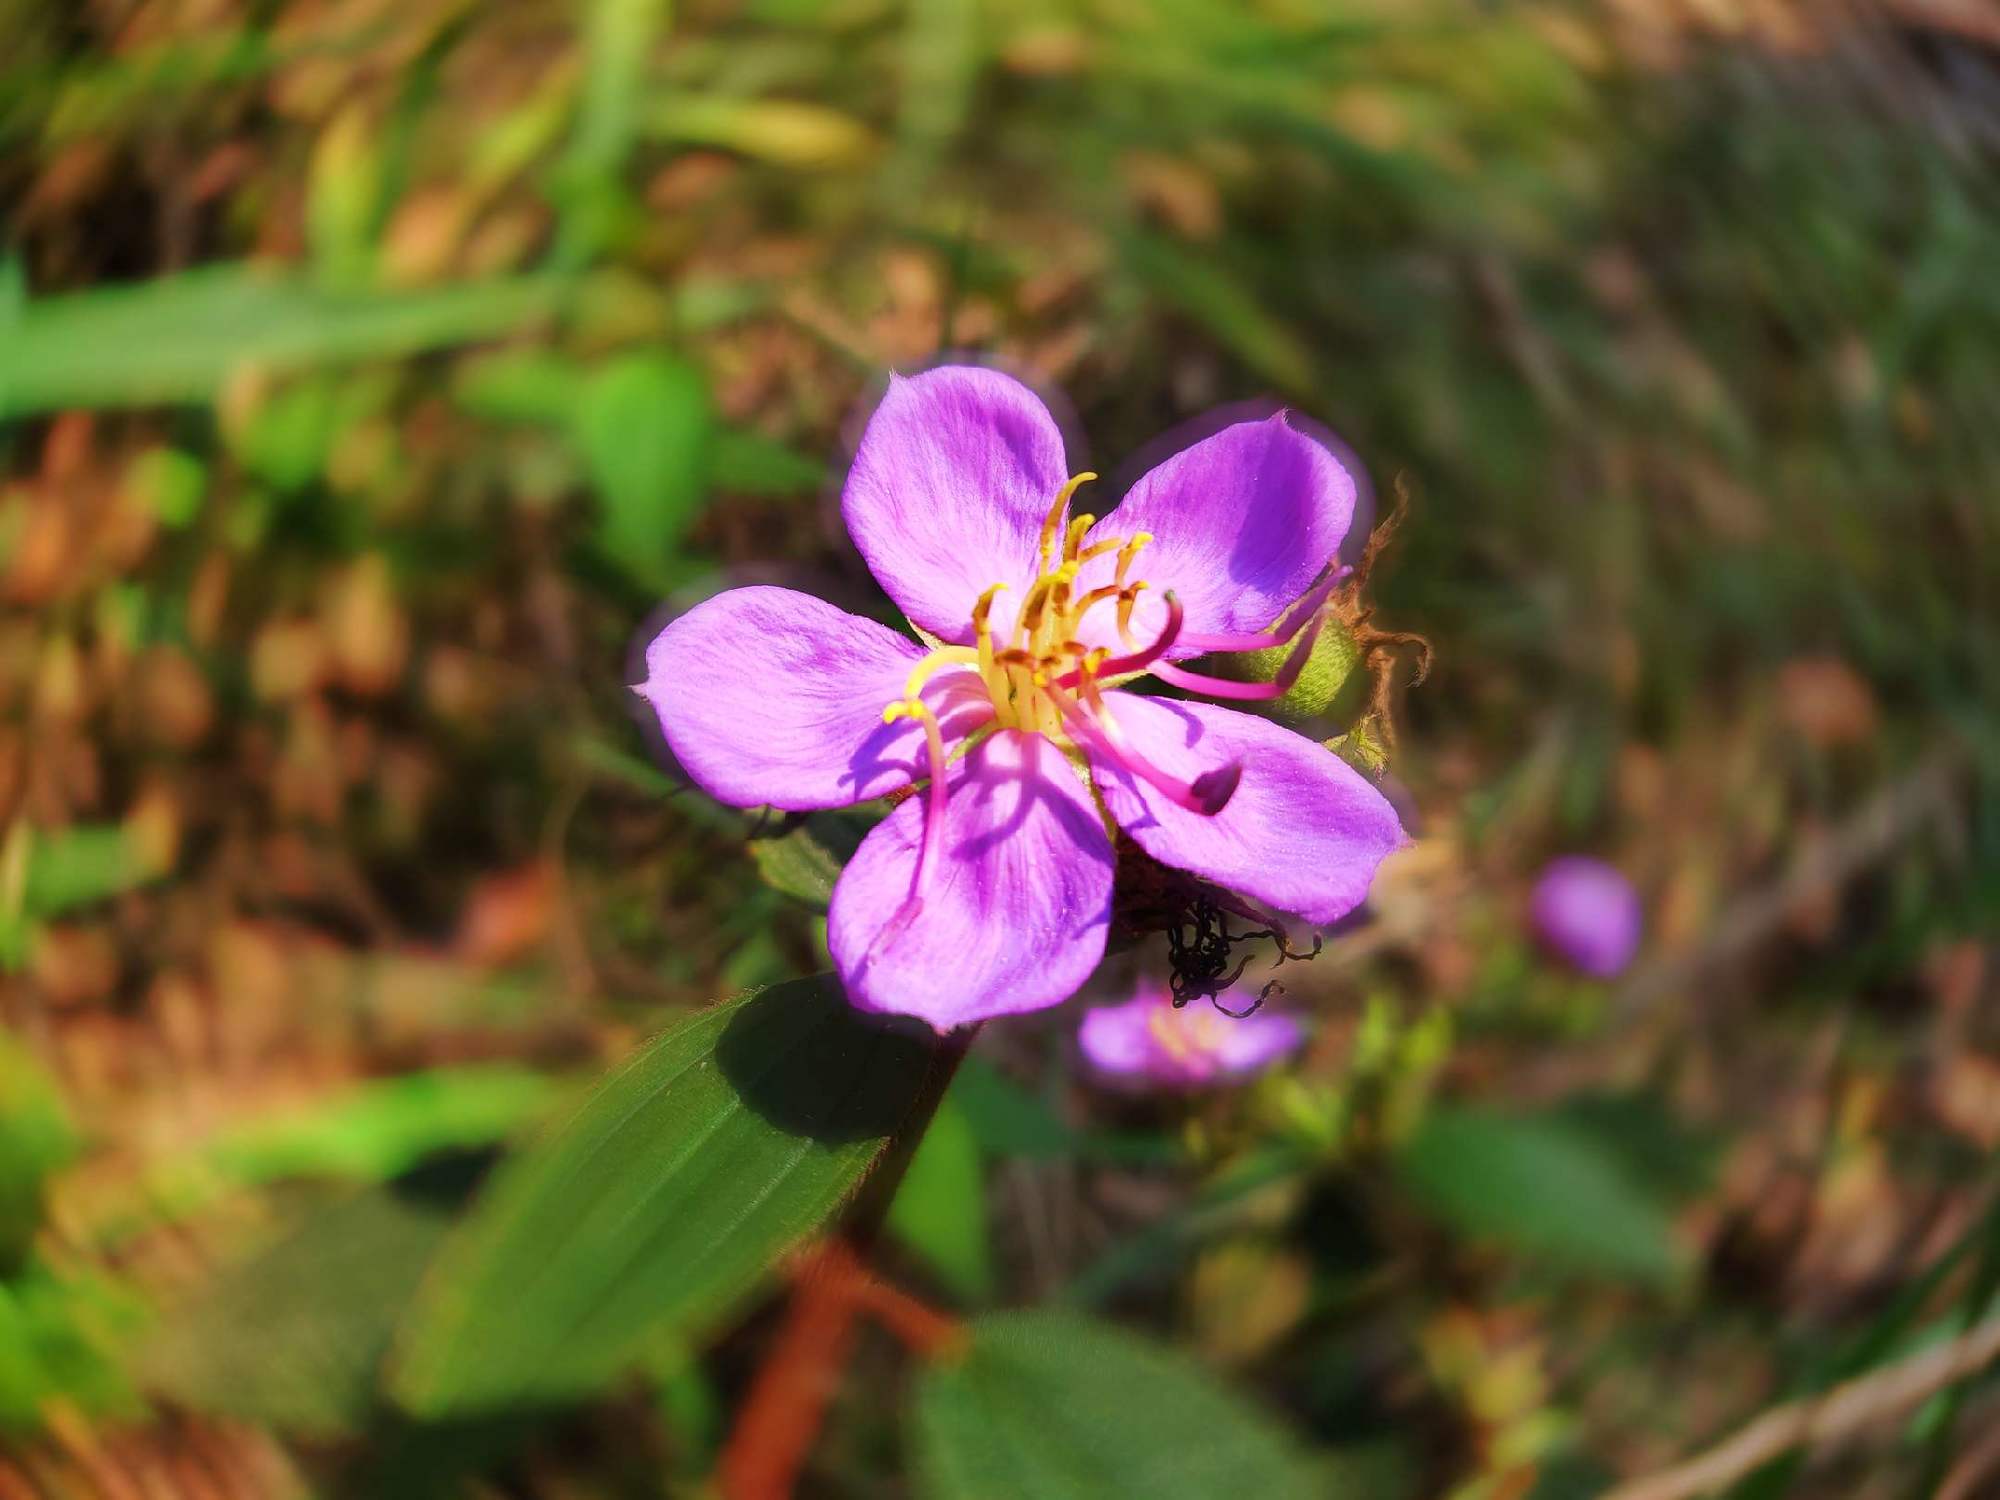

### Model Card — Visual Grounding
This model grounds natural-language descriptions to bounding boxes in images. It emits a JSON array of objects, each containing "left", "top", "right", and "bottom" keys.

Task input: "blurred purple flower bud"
[
  {"left": 1078, "top": 978, "right": 1304, "bottom": 1090},
  {"left": 1530, "top": 856, "right": 1643, "bottom": 979}
]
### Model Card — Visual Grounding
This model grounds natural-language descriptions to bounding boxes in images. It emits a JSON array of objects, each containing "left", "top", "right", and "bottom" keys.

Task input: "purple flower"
[
  {"left": 639, "top": 365, "right": 1404, "bottom": 1031},
  {"left": 1079, "top": 979, "right": 1305, "bottom": 1089},
  {"left": 1530, "top": 856, "right": 1643, "bottom": 979}
]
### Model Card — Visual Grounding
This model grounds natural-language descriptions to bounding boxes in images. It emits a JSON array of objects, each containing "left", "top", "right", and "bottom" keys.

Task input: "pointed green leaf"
[
  {"left": 887, "top": 1092, "right": 991, "bottom": 1299},
  {"left": 0, "top": 266, "right": 564, "bottom": 416},
  {"left": 391, "top": 976, "right": 940, "bottom": 1417},
  {"left": 746, "top": 810, "right": 872, "bottom": 912},
  {"left": 572, "top": 352, "right": 715, "bottom": 584},
  {"left": 1395, "top": 1103, "right": 1685, "bottom": 1285},
  {"left": 913, "top": 1310, "right": 1332, "bottom": 1499}
]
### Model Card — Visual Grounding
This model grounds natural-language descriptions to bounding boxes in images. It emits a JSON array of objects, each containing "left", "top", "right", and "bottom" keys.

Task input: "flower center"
[
  {"left": 882, "top": 473, "right": 1175, "bottom": 745},
  {"left": 1146, "top": 1001, "right": 1230, "bottom": 1075},
  {"left": 969, "top": 471, "right": 1158, "bottom": 740},
  {"left": 863, "top": 474, "right": 1348, "bottom": 942}
]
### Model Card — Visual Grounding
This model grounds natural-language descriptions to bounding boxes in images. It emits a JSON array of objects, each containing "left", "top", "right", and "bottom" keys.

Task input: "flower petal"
[
  {"left": 841, "top": 367, "right": 1071, "bottom": 642},
  {"left": 1210, "top": 1008, "right": 1307, "bottom": 1075},
  {"left": 1075, "top": 992, "right": 1161, "bottom": 1078},
  {"left": 1080, "top": 412, "right": 1355, "bottom": 651},
  {"left": 640, "top": 585, "right": 987, "bottom": 811},
  {"left": 1530, "top": 856, "right": 1643, "bottom": 979},
  {"left": 1089, "top": 694, "right": 1403, "bottom": 926},
  {"left": 1078, "top": 978, "right": 1304, "bottom": 1089},
  {"left": 828, "top": 729, "right": 1112, "bottom": 1029}
]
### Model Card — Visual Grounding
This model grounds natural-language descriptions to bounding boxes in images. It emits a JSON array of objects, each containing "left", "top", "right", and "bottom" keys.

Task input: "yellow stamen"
[
  {"left": 1063, "top": 583, "right": 1125, "bottom": 634},
  {"left": 1115, "top": 580, "right": 1148, "bottom": 643},
  {"left": 971, "top": 583, "right": 1008, "bottom": 634},
  {"left": 1114, "top": 531, "right": 1154, "bottom": 589},
  {"left": 1062, "top": 513, "right": 1096, "bottom": 563},
  {"left": 971, "top": 583, "right": 1011, "bottom": 722},
  {"left": 1020, "top": 564, "right": 1077, "bottom": 652},
  {"left": 1073, "top": 537, "right": 1124, "bottom": 566},
  {"left": 935, "top": 502, "right": 1161, "bottom": 751},
  {"left": 1037, "top": 472, "right": 1099, "bottom": 565},
  {"left": 900, "top": 645, "right": 979, "bottom": 702}
]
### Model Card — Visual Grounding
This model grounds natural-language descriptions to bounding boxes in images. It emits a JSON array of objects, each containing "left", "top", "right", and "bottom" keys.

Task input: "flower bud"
[{"left": 1530, "top": 857, "right": 1642, "bottom": 979}]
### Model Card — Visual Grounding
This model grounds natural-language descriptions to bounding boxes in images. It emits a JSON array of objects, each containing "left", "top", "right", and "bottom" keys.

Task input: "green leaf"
[
  {"left": 571, "top": 352, "right": 715, "bottom": 585},
  {"left": 1395, "top": 1103, "right": 1685, "bottom": 1285},
  {"left": 0, "top": 1261, "right": 141, "bottom": 1434},
  {"left": 648, "top": 95, "right": 877, "bottom": 168},
  {"left": 0, "top": 1034, "right": 77, "bottom": 1268},
  {"left": 952, "top": 1054, "right": 1074, "bottom": 1159},
  {"left": 21, "top": 823, "right": 156, "bottom": 918},
  {"left": 953, "top": 1056, "right": 1173, "bottom": 1169},
  {"left": 305, "top": 104, "right": 382, "bottom": 287},
  {"left": 391, "top": 976, "right": 941, "bottom": 1417},
  {"left": 555, "top": 0, "right": 672, "bottom": 265},
  {"left": 453, "top": 348, "right": 586, "bottom": 426},
  {"left": 229, "top": 374, "right": 343, "bottom": 492},
  {"left": 0, "top": 266, "right": 564, "bottom": 416},
  {"left": 83, "top": 1068, "right": 555, "bottom": 1253},
  {"left": 913, "top": 1310, "right": 1331, "bottom": 1499},
  {"left": 709, "top": 427, "right": 825, "bottom": 496},
  {"left": 888, "top": 1092, "right": 991, "bottom": 1299},
  {"left": 205, "top": 1066, "right": 557, "bottom": 1186},
  {"left": 124, "top": 447, "right": 207, "bottom": 529},
  {"left": 1121, "top": 232, "right": 1316, "bottom": 394},
  {"left": 142, "top": 1183, "right": 458, "bottom": 1434},
  {"left": 746, "top": 811, "right": 871, "bottom": 912}
]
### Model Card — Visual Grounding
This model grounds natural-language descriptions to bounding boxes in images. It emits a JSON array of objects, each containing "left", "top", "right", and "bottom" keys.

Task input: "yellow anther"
[
  {"left": 885, "top": 693, "right": 944, "bottom": 729},
  {"left": 1115, "top": 580, "right": 1149, "bottom": 641},
  {"left": 1018, "top": 578, "right": 1057, "bottom": 637},
  {"left": 1063, "top": 513, "right": 1096, "bottom": 562},
  {"left": 1074, "top": 537, "right": 1125, "bottom": 565},
  {"left": 954, "top": 484, "right": 1152, "bottom": 750},
  {"left": 971, "top": 582, "right": 1008, "bottom": 632},
  {"left": 1065, "top": 582, "right": 1125, "bottom": 625},
  {"left": 970, "top": 582, "right": 1011, "bottom": 721},
  {"left": 1038, "top": 472, "right": 1099, "bottom": 564},
  {"left": 1115, "top": 531, "right": 1154, "bottom": 588},
  {"left": 1045, "top": 564, "right": 1079, "bottom": 626}
]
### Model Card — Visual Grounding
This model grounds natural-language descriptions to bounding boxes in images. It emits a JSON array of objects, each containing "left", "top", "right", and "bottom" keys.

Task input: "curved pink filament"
[
  {"left": 1150, "top": 607, "right": 1329, "bottom": 701},
  {"left": 1046, "top": 682, "right": 1240, "bottom": 815},
  {"left": 1175, "top": 562, "right": 1350, "bottom": 655},
  {"left": 1052, "top": 591, "right": 1184, "bottom": 692}
]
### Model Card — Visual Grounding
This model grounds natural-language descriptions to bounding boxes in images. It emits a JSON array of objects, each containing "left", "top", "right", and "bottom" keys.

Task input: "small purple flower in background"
[
  {"left": 1530, "top": 856, "right": 1643, "bottom": 979},
  {"left": 1079, "top": 979, "right": 1305, "bottom": 1090},
  {"left": 639, "top": 365, "right": 1405, "bottom": 1031}
]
